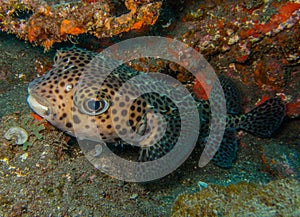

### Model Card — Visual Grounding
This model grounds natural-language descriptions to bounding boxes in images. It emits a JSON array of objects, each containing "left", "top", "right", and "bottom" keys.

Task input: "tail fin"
[{"left": 239, "top": 97, "right": 286, "bottom": 138}]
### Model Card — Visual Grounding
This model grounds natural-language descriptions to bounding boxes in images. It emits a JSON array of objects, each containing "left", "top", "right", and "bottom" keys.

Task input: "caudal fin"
[{"left": 239, "top": 97, "right": 285, "bottom": 138}]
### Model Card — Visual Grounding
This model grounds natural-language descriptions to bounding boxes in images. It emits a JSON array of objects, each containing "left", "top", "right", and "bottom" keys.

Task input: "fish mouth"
[{"left": 27, "top": 92, "right": 51, "bottom": 118}]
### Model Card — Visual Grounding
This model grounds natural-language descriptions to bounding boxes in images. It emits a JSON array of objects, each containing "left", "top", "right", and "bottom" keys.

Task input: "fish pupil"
[
  {"left": 82, "top": 97, "right": 109, "bottom": 115},
  {"left": 88, "top": 99, "right": 101, "bottom": 111}
]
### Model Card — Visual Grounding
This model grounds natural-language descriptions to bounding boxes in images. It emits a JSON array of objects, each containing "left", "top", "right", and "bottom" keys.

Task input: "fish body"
[{"left": 27, "top": 47, "right": 286, "bottom": 168}]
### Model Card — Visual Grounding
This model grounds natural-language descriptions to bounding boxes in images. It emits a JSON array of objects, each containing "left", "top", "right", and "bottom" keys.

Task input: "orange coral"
[
  {"left": 41, "top": 39, "right": 55, "bottom": 50},
  {"left": 255, "top": 95, "right": 270, "bottom": 106},
  {"left": 253, "top": 58, "right": 285, "bottom": 90},
  {"left": 286, "top": 101, "right": 300, "bottom": 117},
  {"left": 131, "top": 20, "right": 145, "bottom": 30},
  {"left": 125, "top": 0, "right": 137, "bottom": 12},
  {"left": 27, "top": 20, "right": 40, "bottom": 43},
  {"left": 278, "top": 2, "right": 300, "bottom": 19},
  {"left": 1, "top": 0, "right": 161, "bottom": 50},
  {"left": 113, "top": 2, "right": 161, "bottom": 33},
  {"left": 131, "top": 10, "right": 158, "bottom": 30},
  {"left": 236, "top": 54, "right": 248, "bottom": 63},
  {"left": 60, "top": 20, "right": 85, "bottom": 35},
  {"left": 240, "top": 2, "right": 300, "bottom": 38}
]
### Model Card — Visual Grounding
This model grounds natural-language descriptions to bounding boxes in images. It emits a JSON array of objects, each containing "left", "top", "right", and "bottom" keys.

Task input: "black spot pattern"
[{"left": 27, "top": 47, "right": 286, "bottom": 169}]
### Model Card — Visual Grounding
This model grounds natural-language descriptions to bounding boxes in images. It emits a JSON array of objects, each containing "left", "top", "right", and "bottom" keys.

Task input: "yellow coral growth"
[{"left": 172, "top": 179, "right": 300, "bottom": 217}]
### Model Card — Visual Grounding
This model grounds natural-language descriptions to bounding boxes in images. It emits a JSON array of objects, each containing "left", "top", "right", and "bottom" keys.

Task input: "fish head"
[{"left": 27, "top": 48, "right": 150, "bottom": 142}]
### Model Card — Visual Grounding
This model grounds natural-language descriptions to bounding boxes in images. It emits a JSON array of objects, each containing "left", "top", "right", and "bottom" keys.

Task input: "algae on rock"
[{"left": 172, "top": 178, "right": 300, "bottom": 217}]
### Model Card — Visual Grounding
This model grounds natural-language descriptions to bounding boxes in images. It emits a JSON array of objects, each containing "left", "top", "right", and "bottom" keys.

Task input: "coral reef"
[
  {"left": 172, "top": 178, "right": 300, "bottom": 217},
  {"left": 0, "top": 0, "right": 162, "bottom": 50},
  {"left": 173, "top": 0, "right": 300, "bottom": 94},
  {"left": 110, "top": 0, "right": 300, "bottom": 105},
  {"left": 286, "top": 100, "right": 300, "bottom": 118}
]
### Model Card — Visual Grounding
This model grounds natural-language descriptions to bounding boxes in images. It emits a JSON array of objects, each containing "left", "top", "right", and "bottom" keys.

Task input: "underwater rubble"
[{"left": 172, "top": 178, "right": 300, "bottom": 217}]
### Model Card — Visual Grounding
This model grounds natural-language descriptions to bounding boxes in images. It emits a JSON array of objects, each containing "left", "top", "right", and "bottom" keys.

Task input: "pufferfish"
[{"left": 27, "top": 47, "right": 286, "bottom": 168}]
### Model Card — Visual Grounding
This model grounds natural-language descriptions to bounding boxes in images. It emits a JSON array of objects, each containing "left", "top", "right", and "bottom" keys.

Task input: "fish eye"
[
  {"left": 65, "top": 84, "right": 73, "bottom": 92},
  {"left": 83, "top": 98, "right": 109, "bottom": 115}
]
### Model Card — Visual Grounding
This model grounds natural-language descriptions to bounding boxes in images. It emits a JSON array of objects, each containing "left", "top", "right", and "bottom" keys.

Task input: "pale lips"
[{"left": 27, "top": 94, "right": 49, "bottom": 117}]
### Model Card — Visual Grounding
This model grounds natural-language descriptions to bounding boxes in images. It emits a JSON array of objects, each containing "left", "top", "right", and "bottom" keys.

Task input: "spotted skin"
[{"left": 27, "top": 47, "right": 286, "bottom": 168}]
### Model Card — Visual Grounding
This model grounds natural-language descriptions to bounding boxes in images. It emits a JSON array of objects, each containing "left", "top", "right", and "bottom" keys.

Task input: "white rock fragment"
[
  {"left": 20, "top": 153, "right": 28, "bottom": 162},
  {"left": 4, "top": 126, "right": 28, "bottom": 145}
]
